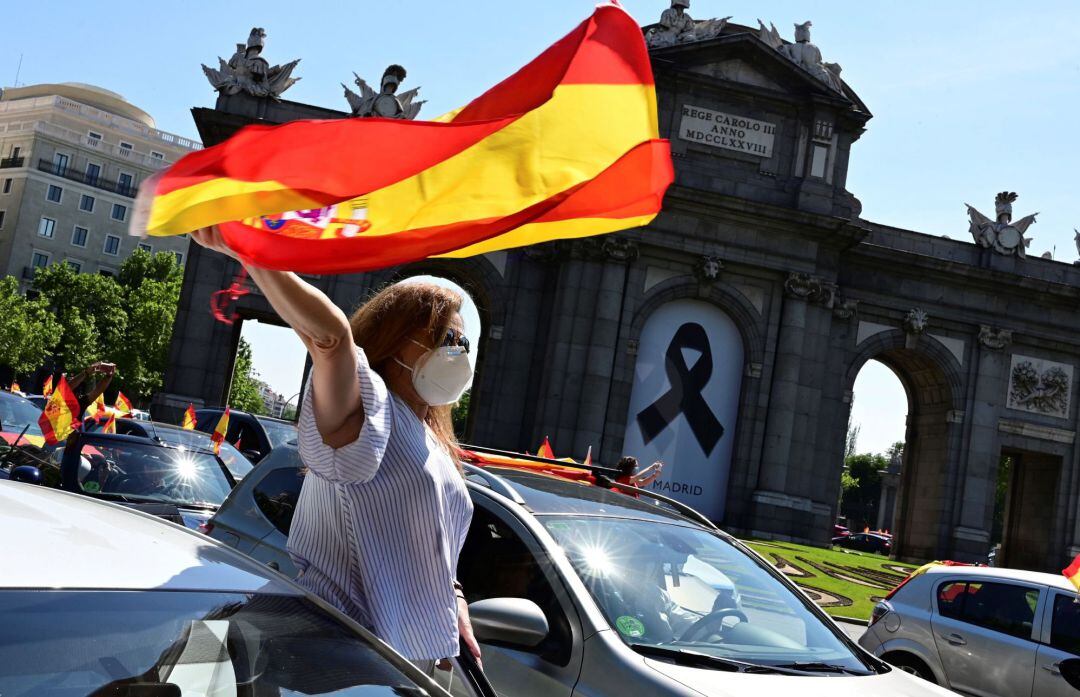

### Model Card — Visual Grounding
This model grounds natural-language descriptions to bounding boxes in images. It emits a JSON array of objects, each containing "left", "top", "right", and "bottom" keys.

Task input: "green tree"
[
  {"left": 229, "top": 337, "right": 266, "bottom": 414},
  {"left": 451, "top": 390, "right": 471, "bottom": 438},
  {"left": 113, "top": 251, "right": 184, "bottom": 402},
  {"left": 0, "top": 277, "right": 62, "bottom": 375},
  {"left": 32, "top": 263, "right": 127, "bottom": 374},
  {"left": 840, "top": 452, "right": 889, "bottom": 531}
]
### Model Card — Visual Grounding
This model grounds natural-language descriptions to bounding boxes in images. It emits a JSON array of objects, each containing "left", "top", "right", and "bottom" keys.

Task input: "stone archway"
[{"left": 844, "top": 330, "right": 964, "bottom": 562}]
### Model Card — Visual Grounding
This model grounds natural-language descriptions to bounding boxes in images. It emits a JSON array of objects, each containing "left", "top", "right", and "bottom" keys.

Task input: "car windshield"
[
  {"left": 258, "top": 418, "right": 298, "bottom": 448},
  {"left": 0, "top": 393, "right": 43, "bottom": 437},
  {"left": 542, "top": 516, "right": 873, "bottom": 673},
  {"left": 0, "top": 590, "right": 423, "bottom": 697},
  {"left": 74, "top": 440, "right": 234, "bottom": 508},
  {"left": 156, "top": 429, "right": 254, "bottom": 481}
]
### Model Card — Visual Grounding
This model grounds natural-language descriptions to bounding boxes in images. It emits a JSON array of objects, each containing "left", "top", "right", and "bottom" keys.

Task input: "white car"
[
  {"left": 860, "top": 564, "right": 1080, "bottom": 696},
  {"left": 0, "top": 479, "right": 461, "bottom": 697}
]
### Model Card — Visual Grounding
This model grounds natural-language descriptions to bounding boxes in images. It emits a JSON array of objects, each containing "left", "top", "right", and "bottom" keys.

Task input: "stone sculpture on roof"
[
  {"left": 343, "top": 64, "right": 425, "bottom": 120},
  {"left": 202, "top": 27, "right": 301, "bottom": 99},
  {"left": 966, "top": 192, "right": 1038, "bottom": 258},
  {"left": 758, "top": 20, "right": 844, "bottom": 92},
  {"left": 646, "top": 0, "right": 731, "bottom": 49}
]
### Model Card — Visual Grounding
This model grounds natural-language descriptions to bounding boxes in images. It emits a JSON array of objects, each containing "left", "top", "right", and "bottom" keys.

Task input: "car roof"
[
  {"left": 0, "top": 480, "right": 297, "bottom": 593},
  {"left": 925, "top": 563, "right": 1077, "bottom": 591},
  {"left": 479, "top": 466, "right": 700, "bottom": 526}
]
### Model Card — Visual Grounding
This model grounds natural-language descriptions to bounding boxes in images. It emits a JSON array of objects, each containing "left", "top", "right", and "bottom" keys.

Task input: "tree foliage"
[
  {"left": 452, "top": 390, "right": 471, "bottom": 438},
  {"left": 840, "top": 452, "right": 889, "bottom": 531},
  {"left": 0, "top": 277, "right": 62, "bottom": 375},
  {"left": 114, "top": 250, "right": 184, "bottom": 402},
  {"left": 229, "top": 337, "right": 266, "bottom": 414},
  {"left": 32, "top": 263, "right": 127, "bottom": 375}
]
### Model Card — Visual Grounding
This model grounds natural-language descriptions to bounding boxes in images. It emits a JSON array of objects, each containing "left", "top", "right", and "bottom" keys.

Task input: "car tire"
[{"left": 884, "top": 653, "right": 937, "bottom": 684}]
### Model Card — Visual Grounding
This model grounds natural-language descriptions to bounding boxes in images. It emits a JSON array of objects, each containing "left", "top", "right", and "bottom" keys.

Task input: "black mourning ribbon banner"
[{"left": 636, "top": 322, "right": 724, "bottom": 455}]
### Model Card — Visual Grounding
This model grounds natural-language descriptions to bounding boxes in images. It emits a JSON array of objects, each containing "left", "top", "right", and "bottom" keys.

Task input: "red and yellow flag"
[
  {"left": 537, "top": 436, "right": 555, "bottom": 460},
  {"left": 1063, "top": 554, "right": 1080, "bottom": 593},
  {"left": 211, "top": 408, "right": 230, "bottom": 455},
  {"left": 139, "top": 5, "right": 672, "bottom": 274},
  {"left": 85, "top": 394, "right": 106, "bottom": 423},
  {"left": 38, "top": 376, "right": 81, "bottom": 445},
  {"left": 102, "top": 414, "right": 117, "bottom": 434},
  {"left": 182, "top": 404, "right": 197, "bottom": 430},
  {"left": 115, "top": 392, "right": 133, "bottom": 416},
  {"left": 42, "top": 375, "right": 54, "bottom": 398},
  {"left": 10, "top": 380, "right": 20, "bottom": 393}
]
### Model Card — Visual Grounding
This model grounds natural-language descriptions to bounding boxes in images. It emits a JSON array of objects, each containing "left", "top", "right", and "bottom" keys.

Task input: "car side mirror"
[
  {"left": 9, "top": 465, "right": 42, "bottom": 485},
  {"left": 468, "top": 598, "right": 549, "bottom": 648},
  {"left": 1060, "top": 658, "right": 1080, "bottom": 691},
  {"left": 242, "top": 449, "right": 263, "bottom": 462}
]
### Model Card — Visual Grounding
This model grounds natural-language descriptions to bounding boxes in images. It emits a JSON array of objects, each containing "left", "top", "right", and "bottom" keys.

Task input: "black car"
[
  {"left": 37, "top": 431, "right": 238, "bottom": 530},
  {"left": 832, "top": 531, "right": 892, "bottom": 555},
  {"left": 194, "top": 408, "right": 297, "bottom": 463}
]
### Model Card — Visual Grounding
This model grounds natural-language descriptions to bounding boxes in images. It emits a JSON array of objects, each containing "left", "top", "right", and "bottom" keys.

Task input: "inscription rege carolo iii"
[{"left": 679, "top": 105, "right": 776, "bottom": 158}]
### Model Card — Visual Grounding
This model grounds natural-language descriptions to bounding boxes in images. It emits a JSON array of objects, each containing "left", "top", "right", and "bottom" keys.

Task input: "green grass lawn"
[{"left": 743, "top": 539, "right": 920, "bottom": 621}]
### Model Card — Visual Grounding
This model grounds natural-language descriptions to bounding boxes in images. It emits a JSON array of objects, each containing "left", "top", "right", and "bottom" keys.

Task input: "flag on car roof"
[
  {"left": 85, "top": 394, "right": 106, "bottom": 423},
  {"left": 114, "top": 392, "right": 133, "bottom": 417},
  {"left": 42, "top": 375, "right": 54, "bottom": 398},
  {"left": 102, "top": 414, "right": 117, "bottom": 434},
  {"left": 211, "top": 408, "right": 230, "bottom": 455},
  {"left": 537, "top": 437, "right": 555, "bottom": 460},
  {"left": 1063, "top": 554, "right": 1080, "bottom": 593},
  {"left": 182, "top": 404, "right": 197, "bottom": 430},
  {"left": 38, "top": 376, "right": 80, "bottom": 445},
  {"left": 10, "top": 380, "right": 20, "bottom": 393},
  {"left": 136, "top": 4, "right": 672, "bottom": 274}
]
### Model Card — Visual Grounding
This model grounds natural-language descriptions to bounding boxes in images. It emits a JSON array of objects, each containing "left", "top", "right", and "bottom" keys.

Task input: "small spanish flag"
[
  {"left": 182, "top": 404, "right": 197, "bottom": 430},
  {"left": 11, "top": 380, "right": 20, "bottom": 393},
  {"left": 211, "top": 408, "right": 230, "bottom": 455},
  {"left": 115, "top": 392, "right": 133, "bottom": 416},
  {"left": 1063, "top": 554, "right": 1080, "bottom": 592},
  {"left": 38, "top": 376, "right": 80, "bottom": 445},
  {"left": 537, "top": 437, "right": 555, "bottom": 460},
  {"left": 85, "top": 394, "right": 106, "bottom": 423},
  {"left": 42, "top": 375, "right": 54, "bottom": 398},
  {"left": 102, "top": 414, "right": 117, "bottom": 434}
]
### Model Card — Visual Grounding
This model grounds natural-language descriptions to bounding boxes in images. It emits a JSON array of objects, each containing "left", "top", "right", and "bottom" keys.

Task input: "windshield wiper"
[
  {"left": 770, "top": 661, "right": 870, "bottom": 675},
  {"left": 629, "top": 644, "right": 805, "bottom": 675}
]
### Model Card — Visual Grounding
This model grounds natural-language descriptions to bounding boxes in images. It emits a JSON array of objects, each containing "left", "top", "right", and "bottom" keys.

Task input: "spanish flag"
[
  {"left": 211, "top": 408, "right": 230, "bottom": 455},
  {"left": 182, "top": 404, "right": 197, "bottom": 430},
  {"left": 115, "top": 392, "right": 133, "bottom": 416},
  {"left": 85, "top": 394, "right": 106, "bottom": 423},
  {"left": 1063, "top": 554, "right": 1080, "bottom": 592},
  {"left": 102, "top": 414, "right": 117, "bottom": 434},
  {"left": 42, "top": 375, "right": 54, "bottom": 398},
  {"left": 11, "top": 381, "right": 20, "bottom": 393},
  {"left": 39, "top": 376, "right": 80, "bottom": 445},
  {"left": 537, "top": 436, "right": 556, "bottom": 460},
  {"left": 138, "top": 5, "right": 672, "bottom": 273}
]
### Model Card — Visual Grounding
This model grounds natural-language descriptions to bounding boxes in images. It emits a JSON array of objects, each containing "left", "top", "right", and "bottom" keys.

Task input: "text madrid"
[{"left": 651, "top": 480, "right": 705, "bottom": 496}]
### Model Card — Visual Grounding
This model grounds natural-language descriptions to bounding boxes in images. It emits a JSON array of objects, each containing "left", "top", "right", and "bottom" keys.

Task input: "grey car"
[
  {"left": 859, "top": 564, "right": 1080, "bottom": 696},
  {"left": 208, "top": 446, "right": 959, "bottom": 696}
]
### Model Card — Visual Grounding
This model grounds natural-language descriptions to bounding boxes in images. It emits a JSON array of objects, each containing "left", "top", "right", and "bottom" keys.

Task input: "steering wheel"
[{"left": 679, "top": 608, "right": 749, "bottom": 643}]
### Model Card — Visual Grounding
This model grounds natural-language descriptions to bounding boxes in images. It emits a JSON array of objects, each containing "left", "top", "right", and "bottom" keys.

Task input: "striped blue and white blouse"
[{"left": 287, "top": 347, "right": 473, "bottom": 661}]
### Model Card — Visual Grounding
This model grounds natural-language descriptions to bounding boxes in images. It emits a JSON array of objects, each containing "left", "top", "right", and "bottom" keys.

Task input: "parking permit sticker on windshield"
[
  {"left": 83, "top": 481, "right": 101, "bottom": 493},
  {"left": 616, "top": 616, "right": 645, "bottom": 638}
]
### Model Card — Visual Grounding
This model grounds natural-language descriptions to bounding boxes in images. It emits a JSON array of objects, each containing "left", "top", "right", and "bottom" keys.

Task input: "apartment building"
[{"left": 0, "top": 83, "right": 200, "bottom": 286}]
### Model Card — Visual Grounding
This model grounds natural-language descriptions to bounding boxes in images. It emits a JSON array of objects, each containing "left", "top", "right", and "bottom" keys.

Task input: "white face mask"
[{"left": 394, "top": 339, "right": 473, "bottom": 406}]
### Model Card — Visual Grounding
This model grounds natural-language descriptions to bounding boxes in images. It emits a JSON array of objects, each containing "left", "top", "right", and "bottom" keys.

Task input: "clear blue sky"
[{"left": 5, "top": 1, "right": 1078, "bottom": 449}]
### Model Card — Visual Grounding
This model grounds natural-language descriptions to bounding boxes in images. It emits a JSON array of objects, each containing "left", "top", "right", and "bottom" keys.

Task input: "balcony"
[
  {"left": 37, "top": 158, "right": 137, "bottom": 198},
  {"left": 0, "top": 156, "right": 25, "bottom": 169}
]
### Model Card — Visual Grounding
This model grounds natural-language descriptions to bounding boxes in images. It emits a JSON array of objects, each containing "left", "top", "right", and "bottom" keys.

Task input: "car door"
[
  {"left": 457, "top": 500, "right": 583, "bottom": 697},
  {"left": 931, "top": 577, "right": 1041, "bottom": 697},
  {"left": 1032, "top": 589, "right": 1080, "bottom": 697}
]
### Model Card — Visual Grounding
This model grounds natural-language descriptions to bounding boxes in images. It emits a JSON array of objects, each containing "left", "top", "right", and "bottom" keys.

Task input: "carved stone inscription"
[{"left": 680, "top": 105, "right": 776, "bottom": 158}]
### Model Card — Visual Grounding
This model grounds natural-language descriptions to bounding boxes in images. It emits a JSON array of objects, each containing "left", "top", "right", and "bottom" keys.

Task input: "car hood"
[{"left": 643, "top": 658, "right": 957, "bottom": 696}]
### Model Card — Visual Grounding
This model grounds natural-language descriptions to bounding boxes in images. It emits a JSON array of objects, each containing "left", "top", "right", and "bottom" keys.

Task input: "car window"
[
  {"left": 255, "top": 467, "right": 304, "bottom": 535},
  {"left": 259, "top": 418, "right": 299, "bottom": 448},
  {"left": 939, "top": 581, "right": 1038, "bottom": 640},
  {"left": 0, "top": 590, "right": 422, "bottom": 697},
  {"left": 0, "top": 393, "right": 43, "bottom": 437},
  {"left": 76, "top": 440, "right": 233, "bottom": 508},
  {"left": 1051, "top": 593, "right": 1080, "bottom": 655},
  {"left": 459, "top": 506, "right": 573, "bottom": 665}
]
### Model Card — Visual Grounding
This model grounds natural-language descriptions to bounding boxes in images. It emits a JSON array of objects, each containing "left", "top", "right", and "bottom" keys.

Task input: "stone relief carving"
[
  {"left": 978, "top": 325, "right": 1012, "bottom": 351},
  {"left": 344, "top": 65, "right": 424, "bottom": 119},
  {"left": 966, "top": 192, "right": 1037, "bottom": 258},
  {"left": 646, "top": 1, "right": 731, "bottom": 48},
  {"left": 695, "top": 255, "right": 723, "bottom": 282},
  {"left": 758, "top": 20, "right": 844, "bottom": 92},
  {"left": 522, "top": 241, "right": 565, "bottom": 264},
  {"left": 783, "top": 272, "right": 835, "bottom": 307},
  {"left": 1073, "top": 229, "right": 1080, "bottom": 264},
  {"left": 576, "top": 236, "right": 639, "bottom": 263},
  {"left": 903, "top": 308, "right": 928, "bottom": 335},
  {"left": 202, "top": 27, "right": 300, "bottom": 99},
  {"left": 833, "top": 298, "right": 858, "bottom": 320},
  {"left": 1008, "top": 355, "right": 1073, "bottom": 418}
]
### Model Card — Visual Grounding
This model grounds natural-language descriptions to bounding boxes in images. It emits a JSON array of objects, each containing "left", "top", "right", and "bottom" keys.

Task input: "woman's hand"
[
  {"left": 457, "top": 595, "right": 483, "bottom": 671},
  {"left": 190, "top": 226, "right": 241, "bottom": 262}
]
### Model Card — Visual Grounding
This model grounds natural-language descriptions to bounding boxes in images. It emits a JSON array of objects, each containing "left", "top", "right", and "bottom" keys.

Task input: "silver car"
[
  {"left": 859, "top": 564, "right": 1080, "bottom": 696},
  {"left": 209, "top": 447, "right": 960, "bottom": 696}
]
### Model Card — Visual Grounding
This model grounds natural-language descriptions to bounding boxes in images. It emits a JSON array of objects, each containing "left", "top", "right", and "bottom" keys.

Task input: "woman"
[
  {"left": 190, "top": 227, "right": 478, "bottom": 686},
  {"left": 612, "top": 456, "right": 664, "bottom": 497}
]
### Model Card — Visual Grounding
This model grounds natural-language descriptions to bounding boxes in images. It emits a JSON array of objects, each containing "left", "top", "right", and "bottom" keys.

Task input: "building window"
[
  {"left": 31, "top": 251, "right": 49, "bottom": 269},
  {"left": 65, "top": 260, "right": 82, "bottom": 273},
  {"left": 150, "top": 151, "right": 165, "bottom": 160},
  {"left": 2, "top": 178, "right": 11, "bottom": 194},
  {"left": 111, "top": 203, "right": 127, "bottom": 222},
  {"left": 79, "top": 194, "right": 95, "bottom": 212},
  {"left": 87, "top": 131, "right": 103, "bottom": 147},
  {"left": 119, "top": 142, "right": 133, "bottom": 153},
  {"left": 809, "top": 143, "right": 829, "bottom": 179},
  {"left": 117, "top": 172, "right": 134, "bottom": 195},
  {"left": 10, "top": 146, "right": 20, "bottom": 159},
  {"left": 103, "top": 234, "right": 121, "bottom": 256},
  {"left": 99, "top": 267, "right": 116, "bottom": 278},
  {"left": 85, "top": 162, "right": 101, "bottom": 185},
  {"left": 173, "top": 251, "right": 184, "bottom": 265},
  {"left": 46, "top": 184, "right": 63, "bottom": 203},
  {"left": 138, "top": 242, "right": 152, "bottom": 254},
  {"left": 72, "top": 226, "right": 89, "bottom": 247},
  {"left": 0, "top": 210, "right": 5, "bottom": 229},
  {"left": 38, "top": 217, "right": 56, "bottom": 238},
  {"left": 53, "top": 152, "right": 69, "bottom": 175}
]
